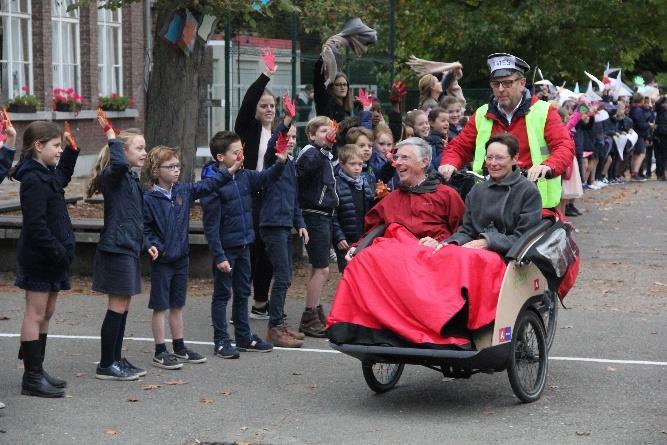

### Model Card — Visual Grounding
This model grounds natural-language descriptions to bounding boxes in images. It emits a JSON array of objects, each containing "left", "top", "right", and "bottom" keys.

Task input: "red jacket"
[
  {"left": 364, "top": 182, "right": 465, "bottom": 242},
  {"left": 441, "top": 95, "right": 575, "bottom": 176}
]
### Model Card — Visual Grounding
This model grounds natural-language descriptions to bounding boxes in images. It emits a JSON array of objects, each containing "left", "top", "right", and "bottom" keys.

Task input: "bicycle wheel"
[
  {"left": 537, "top": 291, "right": 558, "bottom": 351},
  {"left": 362, "top": 362, "right": 404, "bottom": 393},
  {"left": 507, "top": 310, "right": 548, "bottom": 403}
]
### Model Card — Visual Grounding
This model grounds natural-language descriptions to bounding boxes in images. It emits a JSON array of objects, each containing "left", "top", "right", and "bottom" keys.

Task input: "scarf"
[
  {"left": 338, "top": 169, "right": 364, "bottom": 190},
  {"left": 398, "top": 172, "right": 441, "bottom": 194}
]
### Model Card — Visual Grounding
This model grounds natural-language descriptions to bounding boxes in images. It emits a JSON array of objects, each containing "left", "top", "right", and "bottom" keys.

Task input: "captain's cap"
[{"left": 487, "top": 53, "right": 530, "bottom": 79}]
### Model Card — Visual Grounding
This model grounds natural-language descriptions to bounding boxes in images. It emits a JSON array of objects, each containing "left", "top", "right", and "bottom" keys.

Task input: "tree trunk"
[{"left": 145, "top": 6, "right": 207, "bottom": 182}]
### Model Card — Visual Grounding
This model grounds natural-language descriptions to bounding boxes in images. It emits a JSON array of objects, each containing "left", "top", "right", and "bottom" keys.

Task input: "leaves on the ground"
[
  {"left": 104, "top": 429, "right": 119, "bottom": 436},
  {"left": 240, "top": 426, "right": 248, "bottom": 431},
  {"left": 549, "top": 385, "right": 559, "bottom": 390},
  {"left": 0, "top": 315, "right": 10, "bottom": 320},
  {"left": 654, "top": 281, "right": 666, "bottom": 287},
  {"left": 164, "top": 379, "right": 189, "bottom": 385},
  {"left": 561, "top": 325, "right": 574, "bottom": 329},
  {"left": 292, "top": 372, "right": 303, "bottom": 375},
  {"left": 142, "top": 384, "right": 161, "bottom": 390},
  {"left": 219, "top": 390, "right": 233, "bottom": 396},
  {"left": 575, "top": 431, "right": 591, "bottom": 436},
  {"left": 481, "top": 411, "right": 495, "bottom": 416},
  {"left": 127, "top": 396, "right": 140, "bottom": 402},
  {"left": 606, "top": 366, "right": 617, "bottom": 371},
  {"left": 74, "top": 372, "right": 86, "bottom": 378},
  {"left": 199, "top": 398, "right": 214, "bottom": 404},
  {"left": 309, "top": 384, "right": 317, "bottom": 389}
]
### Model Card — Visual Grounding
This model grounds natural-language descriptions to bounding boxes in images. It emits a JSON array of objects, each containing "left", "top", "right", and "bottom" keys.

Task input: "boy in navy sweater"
[
  {"left": 201, "top": 131, "right": 287, "bottom": 359},
  {"left": 260, "top": 106, "right": 309, "bottom": 348},
  {"left": 295, "top": 116, "right": 338, "bottom": 337},
  {"left": 143, "top": 146, "right": 236, "bottom": 369}
]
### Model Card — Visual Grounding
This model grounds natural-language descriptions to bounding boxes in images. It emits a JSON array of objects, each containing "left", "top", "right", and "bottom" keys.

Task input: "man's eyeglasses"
[
  {"left": 485, "top": 155, "right": 510, "bottom": 162},
  {"left": 159, "top": 163, "right": 181, "bottom": 171},
  {"left": 490, "top": 78, "right": 521, "bottom": 89}
]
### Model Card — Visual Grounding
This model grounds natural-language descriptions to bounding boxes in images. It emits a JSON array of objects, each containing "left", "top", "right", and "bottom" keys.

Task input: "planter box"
[
  {"left": 8, "top": 104, "right": 37, "bottom": 113},
  {"left": 100, "top": 105, "right": 128, "bottom": 112},
  {"left": 54, "top": 102, "right": 82, "bottom": 113}
]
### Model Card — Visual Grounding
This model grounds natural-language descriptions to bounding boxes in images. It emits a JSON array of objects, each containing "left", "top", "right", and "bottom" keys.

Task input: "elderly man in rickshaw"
[{"left": 328, "top": 134, "right": 543, "bottom": 349}]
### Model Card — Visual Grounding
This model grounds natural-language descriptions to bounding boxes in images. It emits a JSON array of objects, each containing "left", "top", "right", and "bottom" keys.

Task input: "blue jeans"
[
  {"left": 211, "top": 245, "right": 252, "bottom": 345},
  {"left": 259, "top": 227, "right": 293, "bottom": 326}
]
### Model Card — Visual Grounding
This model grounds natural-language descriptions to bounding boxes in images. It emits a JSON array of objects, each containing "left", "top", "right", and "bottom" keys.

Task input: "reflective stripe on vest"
[{"left": 473, "top": 101, "right": 561, "bottom": 208}]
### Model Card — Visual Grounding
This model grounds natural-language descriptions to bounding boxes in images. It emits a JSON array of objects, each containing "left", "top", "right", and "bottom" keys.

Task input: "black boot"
[
  {"left": 39, "top": 334, "right": 67, "bottom": 388},
  {"left": 21, "top": 340, "right": 65, "bottom": 398}
]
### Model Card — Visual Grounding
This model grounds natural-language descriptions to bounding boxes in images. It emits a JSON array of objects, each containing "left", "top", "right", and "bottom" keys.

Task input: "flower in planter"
[
  {"left": 98, "top": 93, "right": 135, "bottom": 112},
  {"left": 6, "top": 86, "right": 40, "bottom": 111},
  {"left": 52, "top": 88, "right": 84, "bottom": 112}
]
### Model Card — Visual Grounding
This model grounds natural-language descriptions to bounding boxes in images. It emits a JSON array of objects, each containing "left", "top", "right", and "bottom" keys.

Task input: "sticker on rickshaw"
[
  {"left": 533, "top": 278, "right": 540, "bottom": 291},
  {"left": 499, "top": 326, "right": 512, "bottom": 343}
]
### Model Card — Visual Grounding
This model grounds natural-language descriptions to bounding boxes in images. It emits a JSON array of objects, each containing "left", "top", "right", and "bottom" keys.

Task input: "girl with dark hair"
[
  {"left": 313, "top": 58, "right": 353, "bottom": 123},
  {"left": 11, "top": 121, "right": 79, "bottom": 397}
]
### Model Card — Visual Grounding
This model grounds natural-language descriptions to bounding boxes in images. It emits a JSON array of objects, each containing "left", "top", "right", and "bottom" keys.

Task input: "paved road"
[{"left": 0, "top": 180, "right": 665, "bottom": 445}]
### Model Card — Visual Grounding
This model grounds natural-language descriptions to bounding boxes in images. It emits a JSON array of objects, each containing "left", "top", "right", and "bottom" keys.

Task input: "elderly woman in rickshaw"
[{"left": 328, "top": 134, "right": 543, "bottom": 349}]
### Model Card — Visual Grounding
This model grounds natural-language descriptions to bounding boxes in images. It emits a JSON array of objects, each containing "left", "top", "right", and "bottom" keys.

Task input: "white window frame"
[
  {"left": 51, "top": 0, "right": 81, "bottom": 91},
  {"left": 0, "top": 0, "right": 33, "bottom": 100},
  {"left": 97, "top": 5, "right": 122, "bottom": 96}
]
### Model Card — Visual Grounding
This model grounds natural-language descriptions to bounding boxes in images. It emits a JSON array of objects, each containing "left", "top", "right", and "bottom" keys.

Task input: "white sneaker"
[
  {"left": 593, "top": 180, "right": 607, "bottom": 188},
  {"left": 587, "top": 183, "right": 601, "bottom": 190}
]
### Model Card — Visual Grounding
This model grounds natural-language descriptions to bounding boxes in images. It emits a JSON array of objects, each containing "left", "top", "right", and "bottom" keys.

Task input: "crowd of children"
[{"left": 1, "top": 46, "right": 665, "bottom": 401}]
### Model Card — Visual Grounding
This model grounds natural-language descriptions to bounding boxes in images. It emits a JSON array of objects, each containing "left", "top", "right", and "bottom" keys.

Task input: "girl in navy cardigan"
[
  {"left": 0, "top": 123, "right": 16, "bottom": 183},
  {"left": 10, "top": 121, "right": 78, "bottom": 398},
  {"left": 87, "top": 114, "right": 148, "bottom": 381},
  {"left": 143, "top": 146, "right": 238, "bottom": 369}
]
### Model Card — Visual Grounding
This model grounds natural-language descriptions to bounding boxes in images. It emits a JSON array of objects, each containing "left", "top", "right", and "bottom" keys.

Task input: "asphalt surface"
[{"left": 0, "top": 179, "right": 666, "bottom": 445}]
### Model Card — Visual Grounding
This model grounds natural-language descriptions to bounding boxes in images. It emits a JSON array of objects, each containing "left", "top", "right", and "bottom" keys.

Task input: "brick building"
[{"left": 1, "top": 0, "right": 145, "bottom": 161}]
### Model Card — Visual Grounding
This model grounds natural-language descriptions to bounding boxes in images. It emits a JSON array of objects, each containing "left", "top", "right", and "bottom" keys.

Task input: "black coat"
[
  {"left": 96, "top": 139, "right": 147, "bottom": 258},
  {"left": 655, "top": 99, "right": 667, "bottom": 137},
  {"left": 235, "top": 73, "right": 271, "bottom": 171},
  {"left": 333, "top": 171, "right": 374, "bottom": 245},
  {"left": 295, "top": 143, "right": 339, "bottom": 212},
  {"left": 13, "top": 146, "right": 79, "bottom": 280}
]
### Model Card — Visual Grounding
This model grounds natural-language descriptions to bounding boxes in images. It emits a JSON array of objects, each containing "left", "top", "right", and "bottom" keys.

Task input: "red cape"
[{"left": 328, "top": 224, "right": 507, "bottom": 346}]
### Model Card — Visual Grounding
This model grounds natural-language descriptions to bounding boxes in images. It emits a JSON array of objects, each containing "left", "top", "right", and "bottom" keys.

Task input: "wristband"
[{"left": 103, "top": 124, "right": 112, "bottom": 133}]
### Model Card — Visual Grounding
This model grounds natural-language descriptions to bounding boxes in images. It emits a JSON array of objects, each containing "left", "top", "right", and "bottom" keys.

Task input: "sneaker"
[
  {"left": 600, "top": 177, "right": 609, "bottom": 185},
  {"left": 593, "top": 180, "right": 607, "bottom": 188},
  {"left": 630, "top": 175, "right": 647, "bottom": 182},
  {"left": 569, "top": 204, "right": 583, "bottom": 215},
  {"left": 121, "top": 357, "right": 147, "bottom": 377},
  {"left": 285, "top": 324, "right": 305, "bottom": 340},
  {"left": 267, "top": 325, "right": 304, "bottom": 348},
  {"left": 237, "top": 334, "right": 273, "bottom": 353},
  {"left": 214, "top": 341, "right": 240, "bottom": 359},
  {"left": 249, "top": 303, "right": 270, "bottom": 320},
  {"left": 152, "top": 352, "right": 183, "bottom": 370},
  {"left": 173, "top": 348, "right": 207, "bottom": 364},
  {"left": 565, "top": 206, "right": 579, "bottom": 217},
  {"left": 299, "top": 308, "right": 327, "bottom": 338},
  {"left": 96, "top": 361, "right": 140, "bottom": 381},
  {"left": 329, "top": 248, "right": 337, "bottom": 262},
  {"left": 0, "top": 401, "right": 4, "bottom": 409},
  {"left": 587, "top": 183, "right": 601, "bottom": 190}
]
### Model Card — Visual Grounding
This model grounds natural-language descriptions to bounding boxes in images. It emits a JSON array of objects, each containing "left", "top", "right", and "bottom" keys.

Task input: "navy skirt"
[
  {"left": 92, "top": 250, "right": 142, "bottom": 296},
  {"left": 15, "top": 270, "right": 71, "bottom": 293}
]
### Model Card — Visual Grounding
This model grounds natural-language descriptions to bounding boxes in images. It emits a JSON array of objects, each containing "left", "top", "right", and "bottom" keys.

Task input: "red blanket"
[{"left": 328, "top": 224, "right": 507, "bottom": 346}]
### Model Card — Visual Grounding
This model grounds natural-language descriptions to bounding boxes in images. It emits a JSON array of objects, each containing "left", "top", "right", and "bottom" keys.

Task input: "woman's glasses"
[
  {"left": 484, "top": 155, "right": 510, "bottom": 162},
  {"left": 334, "top": 82, "right": 348, "bottom": 88}
]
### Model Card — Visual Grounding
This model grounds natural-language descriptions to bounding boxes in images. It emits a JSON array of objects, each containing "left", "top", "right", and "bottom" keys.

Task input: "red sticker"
[{"left": 533, "top": 278, "right": 540, "bottom": 291}]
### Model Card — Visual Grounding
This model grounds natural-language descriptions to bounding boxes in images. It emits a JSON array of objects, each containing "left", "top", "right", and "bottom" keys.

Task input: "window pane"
[
  {"left": 111, "top": 27, "right": 119, "bottom": 65},
  {"left": 20, "top": 0, "right": 29, "bottom": 14},
  {"left": 20, "top": 18, "right": 30, "bottom": 63},
  {"left": 0, "top": 61, "right": 8, "bottom": 103},
  {"left": 69, "top": 24, "right": 78, "bottom": 64},
  {"left": 51, "top": 21, "right": 59, "bottom": 66},
  {"left": 1, "top": 16, "right": 6, "bottom": 63},
  {"left": 1, "top": 0, "right": 9, "bottom": 12}
]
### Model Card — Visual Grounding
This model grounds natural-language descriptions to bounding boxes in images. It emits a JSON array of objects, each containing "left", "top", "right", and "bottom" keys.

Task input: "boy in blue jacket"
[
  {"left": 0, "top": 126, "right": 17, "bottom": 183},
  {"left": 143, "top": 146, "right": 237, "bottom": 369},
  {"left": 259, "top": 108, "right": 309, "bottom": 348},
  {"left": 295, "top": 116, "right": 338, "bottom": 337},
  {"left": 201, "top": 131, "right": 287, "bottom": 359}
]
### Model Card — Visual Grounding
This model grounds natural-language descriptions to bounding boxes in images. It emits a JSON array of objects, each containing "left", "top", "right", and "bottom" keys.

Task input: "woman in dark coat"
[{"left": 313, "top": 57, "right": 353, "bottom": 123}]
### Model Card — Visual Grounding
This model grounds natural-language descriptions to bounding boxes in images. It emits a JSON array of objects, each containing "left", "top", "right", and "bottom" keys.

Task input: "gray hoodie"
[{"left": 446, "top": 169, "right": 542, "bottom": 255}]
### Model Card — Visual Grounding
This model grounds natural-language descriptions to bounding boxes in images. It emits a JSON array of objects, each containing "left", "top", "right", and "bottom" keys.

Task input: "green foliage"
[
  {"left": 98, "top": 94, "right": 136, "bottom": 111},
  {"left": 393, "top": 0, "right": 667, "bottom": 87}
]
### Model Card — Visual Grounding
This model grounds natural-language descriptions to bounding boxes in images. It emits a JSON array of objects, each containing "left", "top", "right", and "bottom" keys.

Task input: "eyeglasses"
[
  {"left": 334, "top": 82, "right": 348, "bottom": 87},
  {"left": 490, "top": 78, "right": 521, "bottom": 89},
  {"left": 485, "top": 155, "right": 511, "bottom": 162},
  {"left": 159, "top": 163, "right": 181, "bottom": 171}
]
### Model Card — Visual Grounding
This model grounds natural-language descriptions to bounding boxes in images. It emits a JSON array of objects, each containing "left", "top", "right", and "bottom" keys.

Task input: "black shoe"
[
  {"left": 96, "top": 361, "right": 140, "bottom": 380},
  {"left": 570, "top": 204, "right": 583, "bottom": 215},
  {"left": 120, "top": 357, "right": 147, "bottom": 377},
  {"left": 152, "top": 352, "right": 183, "bottom": 370},
  {"left": 173, "top": 348, "right": 207, "bottom": 364},
  {"left": 249, "top": 303, "right": 270, "bottom": 320},
  {"left": 237, "top": 334, "right": 273, "bottom": 353},
  {"left": 21, "top": 340, "right": 65, "bottom": 398}
]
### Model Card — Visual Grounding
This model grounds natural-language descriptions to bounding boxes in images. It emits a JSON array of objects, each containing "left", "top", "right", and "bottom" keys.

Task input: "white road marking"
[{"left": 1, "top": 333, "right": 665, "bottom": 365}]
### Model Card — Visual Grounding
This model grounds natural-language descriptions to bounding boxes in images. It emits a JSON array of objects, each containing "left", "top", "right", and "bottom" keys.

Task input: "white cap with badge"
[{"left": 487, "top": 53, "right": 531, "bottom": 79}]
